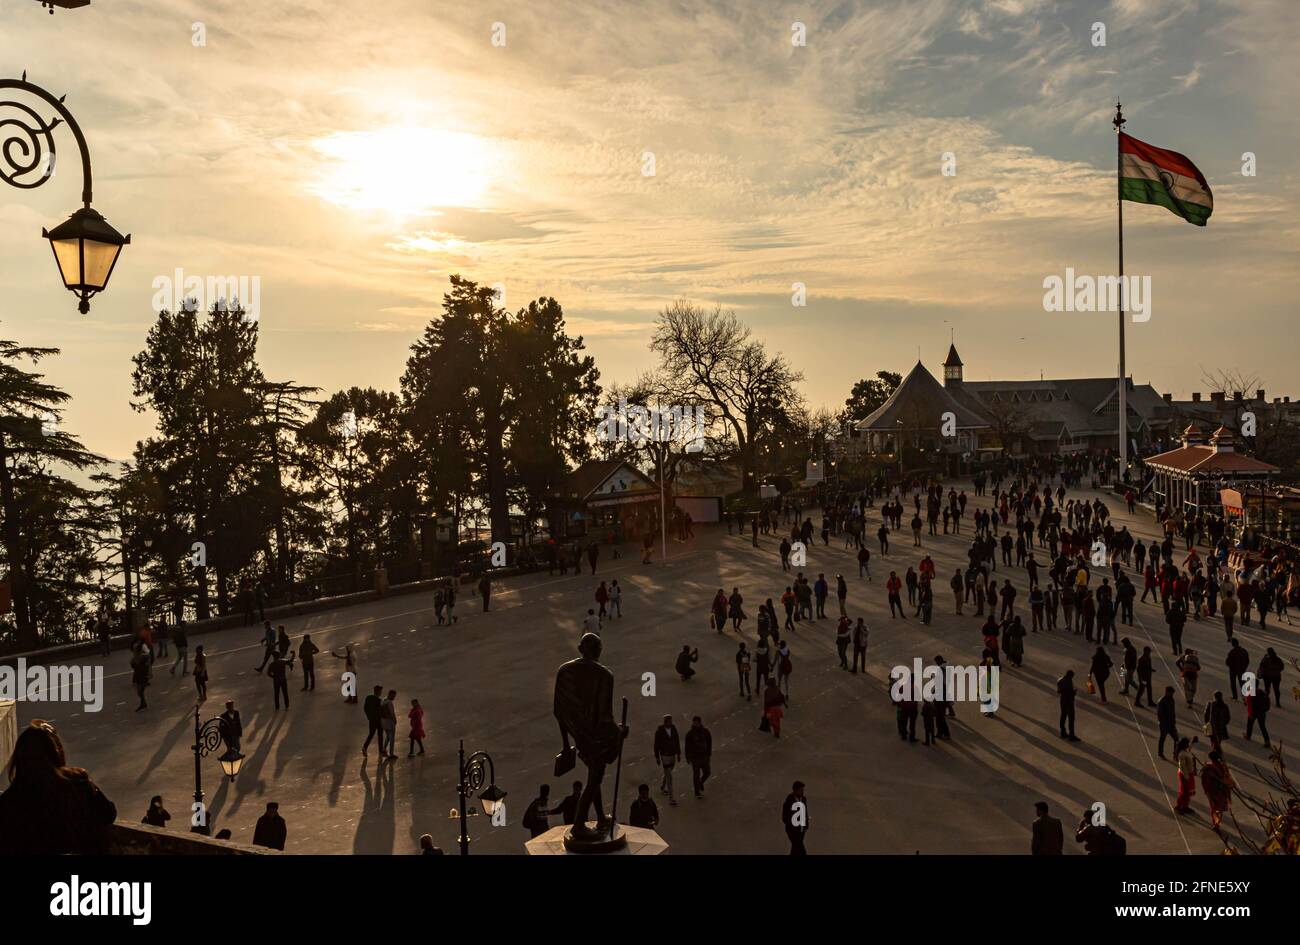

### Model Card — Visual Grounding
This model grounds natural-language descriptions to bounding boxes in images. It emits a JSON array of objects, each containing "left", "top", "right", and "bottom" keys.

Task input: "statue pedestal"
[{"left": 525, "top": 823, "right": 668, "bottom": 855}]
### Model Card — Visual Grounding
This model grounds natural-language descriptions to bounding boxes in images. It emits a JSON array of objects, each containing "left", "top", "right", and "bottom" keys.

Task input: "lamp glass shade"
[
  {"left": 42, "top": 207, "right": 130, "bottom": 297},
  {"left": 478, "top": 784, "right": 507, "bottom": 817},
  {"left": 218, "top": 748, "right": 245, "bottom": 780}
]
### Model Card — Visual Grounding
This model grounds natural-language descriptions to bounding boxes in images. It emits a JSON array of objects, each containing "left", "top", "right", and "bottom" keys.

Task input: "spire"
[{"left": 943, "top": 343, "right": 963, "bottom": 386}]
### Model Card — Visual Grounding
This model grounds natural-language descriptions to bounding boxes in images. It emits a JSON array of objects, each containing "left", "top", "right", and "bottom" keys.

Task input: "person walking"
[
  {"left": 1057, "top": 670, "right": 1079, "bottom": 741},
  {"left": 130, "top": 644, "right": 152, "bottom": 711},
  {"left": 331, "top": 645, "right": 358, "bottom": 703},
  {"left": 170, "top": 621, "right": 189, "bottom": 675},
  {"left": 298, "top": 634, "right": 319, "bottom": 691},
  {"left": 1135, "top": 646, "right": 1156, "bottom": 708},
  {"left": 1119, "top": 638, "right": 1138, "bottom": 697},
  {"left": 362, "top": 685, "right": 384, "bottom": 756},
  {"left": 608, "top": 579, "right": 622, "bottom": 618},
  {"left": 1173, "top": 737, "right": 1197, "bottom": 814},
  {"left": 1220, "top": 592, "right": 1237, "bottom": 639},
  {"left": 1089, "top": 647, "right": 1113, "bottom": 704},
  {"left": 835, "top": 616, "right": 851, "bottom": 669},
  {"left": 267, "top": 649, "right": 292, "bottom": 710},
  {"left": 1167, "top": 604, "right": 1187, "bottom": 655},
  {"left": 628, "top": 784, "right": 660, "bottom": 830},
  {"left": 851, "top": 618, "right": 869, "bottom": 674},
  {"left": 762, "top": 678, "right": 787, "bottom": 738},
  {"left": 1201, "top": 751, "right": 1234, "bottom": 829},
  {"left": 1259, "top": 647, "right": 1285, "bottom": 708},
  {"left": 777, "top": 640, "right": 793, "bottom": 700},
  {"left": 886, "top": 571, "right": 904, "bottom": 618},
  {"left": 1154, "top": 685, "right": 1180, "bottom": 759},
  {"left": 781, "top": 781, "right": 809, "bottom": 854},
  {"left": 736, "top": 642, "right": 752, "bottom": 700},
  {"left": 254, "top": 621, "right": 276, "bottom": 673},
  {"left": 522, "top": 785, "right": 553, "bottom": 839},
  {"left": 1245, "top": 687, "right": 1272, "bottom": 747},
  {"left": 252, "top": 802, "right": 287, "bottom": 851},
  {"left": 380, "top": 689, "right": 399, "bottom": 758},
  {"left": 1177, "top": 649, "right": 1201, "bottom": 708},
  {"left": 408, "top": 699, "right": 426, "bottom": 756},
  {"left": 1031, "top": 801, "right": 1064, "bottom": 855},
  {"left": 219, "top": 700, "right": 242, "bottom": 751},
  {"left": 685, "top": 716, "right": 712, "bottom": 798},
  {"left": 654, "top": 715, "right": 682, "bottom": 805},
  {"left": 275, "top": 625, "right": 291, "bottom": 660},
  {"left": 478, "top": 571, "right": 492, "bottom": 612},
  {"left": 1225, "top": 638, "right": 1249, "bottom": 701},
  {"left": 1204, "top": 691, "right": 1231, "bottom": 749},
  {"left": 552, "top": 780, "right": 582, "bottom": 826},
  {"left": 192, "top": 645, "right": 208, "bottom": 702},
  {"left": 445, "top": 580, "right": 458, "bottom": 623},
  {"left": 755, "top": 636, "right": 772, "bottom": 692}
]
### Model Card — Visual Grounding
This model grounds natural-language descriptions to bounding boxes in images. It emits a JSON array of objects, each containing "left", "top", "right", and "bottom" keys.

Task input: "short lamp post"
[
  {"left": 456, "top": 740, "right": 505, "bottom": 855},
  {"left": 192, "top": 705, "right": 244, "bottom": 835}
]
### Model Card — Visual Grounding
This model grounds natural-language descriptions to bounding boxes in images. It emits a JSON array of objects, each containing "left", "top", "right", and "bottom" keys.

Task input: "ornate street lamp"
[
  {"left": 1, "top": 73, "right": 130, "bottom": 313},
  {"left": 192, "top": 704, "right": 244, "bottom": 835},
  {"left": 455, "top": 740, "right": 504, "bottom": 855}
]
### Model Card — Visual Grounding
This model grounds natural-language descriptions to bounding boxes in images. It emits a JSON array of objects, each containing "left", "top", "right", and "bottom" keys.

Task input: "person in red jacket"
[{"left": 886, "top": 571, "right": 905, "bottom": 618}]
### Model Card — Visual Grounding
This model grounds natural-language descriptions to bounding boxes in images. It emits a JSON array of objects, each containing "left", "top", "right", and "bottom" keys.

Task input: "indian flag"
[{"left": 1120, "top": 133, "right": 1213, "bottom": 226}]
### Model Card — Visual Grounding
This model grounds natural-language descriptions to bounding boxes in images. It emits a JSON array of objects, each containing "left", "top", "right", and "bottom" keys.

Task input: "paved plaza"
[{"left": 18, "top": 486, "right": 1299, "bottom": 854}]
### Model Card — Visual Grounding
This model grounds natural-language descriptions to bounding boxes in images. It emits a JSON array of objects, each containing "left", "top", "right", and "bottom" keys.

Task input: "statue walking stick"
[{"left": 608, "top": 696, "right": 629, "bottom": 840}]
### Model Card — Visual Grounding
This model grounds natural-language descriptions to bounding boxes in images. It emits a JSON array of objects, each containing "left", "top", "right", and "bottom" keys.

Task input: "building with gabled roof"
[
  {"left": 1142, "top": 423, "right": 1278, "bottom": 513},
  {"left": 854, "top": 359, "right": 990, "bottom": 457},
  {"left": 940, "top": 344, "right": 1174, "bottom": 456}
]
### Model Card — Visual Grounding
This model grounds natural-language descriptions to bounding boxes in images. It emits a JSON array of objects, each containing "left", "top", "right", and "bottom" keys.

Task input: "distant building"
[
  {"left": 550, "top": 457, "right": 725, "bottom": 541},
  {"left": 940, "top": 344, "right": 1174, "bottom": 456},
  {"left": 853, "top": 358, "right": 990, "bottom": 458},
  {"left": 1162, "top": 388, "right": 1300, "bottom": 442},
  {"left": 550, "top": 459, "right": 660, "bottom": 541},
  {"left": 1142, "top": 424, "right": 1278, "bottom": 513}
]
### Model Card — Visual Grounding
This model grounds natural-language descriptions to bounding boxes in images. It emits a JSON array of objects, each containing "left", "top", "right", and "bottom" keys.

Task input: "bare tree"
[
  {"left": 1199, "top": 367, "right": 1261, "bottom": 399},
  {"left": 650, "top": 301, "right": 803, "bottom": 494},
  {"left": 1210, "top": 739, "right": 1299, "bottom": 855}
]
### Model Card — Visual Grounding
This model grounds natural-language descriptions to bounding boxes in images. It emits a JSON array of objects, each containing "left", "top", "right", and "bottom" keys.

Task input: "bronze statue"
[{"left": 553, "top": 632, "right": 627, "bottom": 846}]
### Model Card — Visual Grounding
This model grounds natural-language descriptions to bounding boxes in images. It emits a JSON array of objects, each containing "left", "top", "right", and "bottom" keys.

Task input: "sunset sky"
[{"left": 1, "top": 0, "right": 1296, "bottom": 462}]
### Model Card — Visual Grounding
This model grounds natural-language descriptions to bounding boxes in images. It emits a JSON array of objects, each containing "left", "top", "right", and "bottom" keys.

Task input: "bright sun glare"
[{"left": 309, "top": 126, "right": 497, "bottom": 216}]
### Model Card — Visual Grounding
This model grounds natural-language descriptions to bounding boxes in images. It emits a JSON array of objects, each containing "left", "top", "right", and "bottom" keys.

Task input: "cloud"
[{"left": 0, "top": 0, "right": 1296, "bottom": 458}]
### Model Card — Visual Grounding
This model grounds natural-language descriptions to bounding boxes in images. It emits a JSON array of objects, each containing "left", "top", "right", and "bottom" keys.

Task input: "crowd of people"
[{"left": 5, "top": 446, "right": 1299, "bottom": 855}]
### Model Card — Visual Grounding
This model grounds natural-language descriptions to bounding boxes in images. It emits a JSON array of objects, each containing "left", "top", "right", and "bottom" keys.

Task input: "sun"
[{"left": 308, "top": 126, "right": 498, "bottom": 217}]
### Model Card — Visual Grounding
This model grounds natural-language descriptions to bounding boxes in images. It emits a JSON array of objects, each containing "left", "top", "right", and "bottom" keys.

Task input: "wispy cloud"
[{"left": 0, "top": 0, "right": 1296, "bottom": 452}]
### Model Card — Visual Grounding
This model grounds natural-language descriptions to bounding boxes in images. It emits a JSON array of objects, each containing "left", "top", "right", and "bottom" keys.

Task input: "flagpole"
[{"left": 1114, "top": 100, "right": 1128, "bottom": 483}]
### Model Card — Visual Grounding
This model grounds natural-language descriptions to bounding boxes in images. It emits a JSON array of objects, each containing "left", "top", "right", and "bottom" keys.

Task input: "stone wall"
[{"left": 106, "top": 821, "right": 274, "bottom": 855}]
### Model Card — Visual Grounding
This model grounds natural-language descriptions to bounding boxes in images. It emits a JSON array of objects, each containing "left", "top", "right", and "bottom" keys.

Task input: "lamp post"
[
  {"left": 456, "top": 740, "right": 505, "bottom": 855},
  {"left": 192, "top": 705, "right": 244, "bottom": 835},
  {"left": 0, "top": 74, "right": 130, "bottom": 313}
]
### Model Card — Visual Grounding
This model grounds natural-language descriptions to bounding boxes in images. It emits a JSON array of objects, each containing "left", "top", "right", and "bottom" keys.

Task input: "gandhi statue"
[{"left": 553, "top": 632, "right": 627, "bottom": 842}]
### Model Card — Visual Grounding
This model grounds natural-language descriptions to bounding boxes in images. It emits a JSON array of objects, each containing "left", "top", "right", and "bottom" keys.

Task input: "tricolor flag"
[{"left": 1119, "top": 133, "right": 1213, "bottom": 226}]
